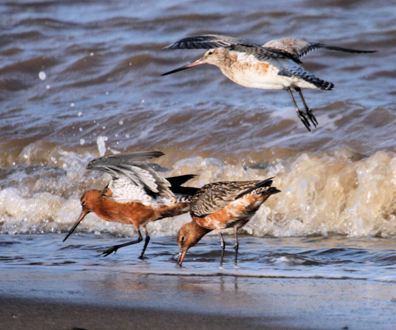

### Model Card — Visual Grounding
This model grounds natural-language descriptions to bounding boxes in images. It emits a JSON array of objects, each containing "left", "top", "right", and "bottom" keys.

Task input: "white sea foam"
[{"left": 0, "top": 148, "right": 395, "bottom": 238}]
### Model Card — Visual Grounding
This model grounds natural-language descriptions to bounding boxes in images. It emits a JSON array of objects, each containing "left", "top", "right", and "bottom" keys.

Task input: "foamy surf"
[{"left": 0, "top": 146, "right": 395, "bottom": 238}]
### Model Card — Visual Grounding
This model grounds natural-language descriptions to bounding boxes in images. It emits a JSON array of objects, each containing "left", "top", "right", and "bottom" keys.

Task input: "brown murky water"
[{"left": 0, "top": 1, "right": 395, "bottom": 239}]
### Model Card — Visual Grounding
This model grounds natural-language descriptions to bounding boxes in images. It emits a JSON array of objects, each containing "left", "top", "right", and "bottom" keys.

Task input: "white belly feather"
[{"left": 219, "top": 53, "right": 317, "bottom": 90}]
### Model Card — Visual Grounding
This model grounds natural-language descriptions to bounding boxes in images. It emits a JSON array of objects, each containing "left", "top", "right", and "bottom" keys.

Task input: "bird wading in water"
[
  {"left": 177, "top": 177, "right": 280, "bottom": 266},
  {"left": 63, "top": 151, "right": 198, "bottom": 259}
]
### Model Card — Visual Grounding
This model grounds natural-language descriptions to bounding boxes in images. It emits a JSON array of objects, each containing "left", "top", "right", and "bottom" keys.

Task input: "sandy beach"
[
  {"left": 1, "top": 1, "right": 396, "bottom": 329},
  {"left": 1, "top": 265, "right": 395, "bottom": 330}
]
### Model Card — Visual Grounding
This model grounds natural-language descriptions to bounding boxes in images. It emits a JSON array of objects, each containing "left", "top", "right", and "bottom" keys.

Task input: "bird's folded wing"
[{"left": 190, "top": 181, "right": 260, "bottom": 217}]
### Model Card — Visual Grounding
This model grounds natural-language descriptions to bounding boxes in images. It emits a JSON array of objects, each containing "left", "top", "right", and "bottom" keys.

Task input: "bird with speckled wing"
[
  {"left": 177, "top": 177, "right": 280, "bottom": 266},
  {"left": 162, "top": 34, "right": 376, "bottom": 131}
]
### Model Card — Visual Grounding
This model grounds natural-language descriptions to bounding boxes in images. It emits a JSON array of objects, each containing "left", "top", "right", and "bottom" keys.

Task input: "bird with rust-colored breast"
[
  {"left": 162, "top": 34, "right": 376, "bottom": 131},
  {"left": 177, "top": 177, "right": 280, "bottom": 266},
  {"left": 63, "top": 151, "right": 198, "bottom": 259}
]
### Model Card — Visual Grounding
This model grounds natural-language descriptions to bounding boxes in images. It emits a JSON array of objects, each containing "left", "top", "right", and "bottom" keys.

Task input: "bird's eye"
[
  {"left": 181, "top": 236, "right": 185, "bottom": 243},
  {"left": 207, "top": 50, "right": 214, "bottom": 55}
]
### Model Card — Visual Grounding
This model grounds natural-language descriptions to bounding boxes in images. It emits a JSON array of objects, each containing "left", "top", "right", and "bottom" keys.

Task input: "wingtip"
[{"left": 86, "top": 151, "right": 164, "bottom": 170}]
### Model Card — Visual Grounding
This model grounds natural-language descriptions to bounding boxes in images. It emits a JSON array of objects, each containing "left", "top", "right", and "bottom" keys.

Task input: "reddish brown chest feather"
[
  {"left": 91, "top": 197, "right": 190, "bottom": 229},
  {"left": 93, "top": 198, "right": 156, "bottom": 227},
  {"left": 194, "top": 194, "right": 264, "bottom": 230}
]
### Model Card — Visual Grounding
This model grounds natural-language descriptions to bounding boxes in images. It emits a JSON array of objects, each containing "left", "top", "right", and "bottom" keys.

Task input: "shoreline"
[
  {"left": 0, "top": 296, "right": 287, "bottom": 330},
  {"left": 1, "top": 267, "right": 395, "bottom": 330}
]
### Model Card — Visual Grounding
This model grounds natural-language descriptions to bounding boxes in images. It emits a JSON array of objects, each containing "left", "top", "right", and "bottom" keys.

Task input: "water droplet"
[
  {"left": 118, "top": 120, "right": 124, "bottom": 125},
  {"left": 80, "top": 138, "right": 85, "bottom": 145},
  {"left": 38, "top": 71, "right": 46, "bottom": 80},
  {"left": 70, "top": 102, "right": 75, "bottom": 108},
  {"left": 77, "top": 111, "right": 82, "bottom": 117},
  {"left": 46, "top": 84, "right": 51, "bottom": 89},
  {"left": 97, "top": 136, "right": 108, "bottom": 156}
]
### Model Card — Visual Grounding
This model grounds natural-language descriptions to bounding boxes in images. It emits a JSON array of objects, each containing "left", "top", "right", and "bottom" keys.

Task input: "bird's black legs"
[
  {"left": 287, "top": 88, "right": 311, "bottom": 131},
  {"left": 233, "top": 227, "right": 239, "bottom": 266},
  {"left": 101, "top": 229, "right": 143, "bottom": 257},
  {"left": 219, "top": 233, "right": 226, "bottom": 267},
  {"left": 139, "top": 226, "right": 150, "bottom": 259},
  {"left": 295, "top": 87, "right": 318, "bottom": 127}
]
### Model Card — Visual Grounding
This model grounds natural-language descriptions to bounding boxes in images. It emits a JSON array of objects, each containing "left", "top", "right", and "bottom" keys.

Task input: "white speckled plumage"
[{"left": 163, "top": 34, "right": 375, "bottom": 131}]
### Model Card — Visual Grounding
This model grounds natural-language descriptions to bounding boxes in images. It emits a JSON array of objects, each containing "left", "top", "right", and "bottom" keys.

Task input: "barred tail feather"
[
  {"left": 307, "top": 76, "right": 334, "bottom": 91},
  {"left": 279, "top": 66, "right": 334, "bottom": 90}
]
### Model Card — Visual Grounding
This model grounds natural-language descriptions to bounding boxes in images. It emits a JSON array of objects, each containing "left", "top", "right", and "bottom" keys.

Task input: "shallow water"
[
  {"left": 1, "top": 234, "right": 395, "bottom": 283},
  {"left": 0, "top": 1, "right": 395, "bottom": 281}
]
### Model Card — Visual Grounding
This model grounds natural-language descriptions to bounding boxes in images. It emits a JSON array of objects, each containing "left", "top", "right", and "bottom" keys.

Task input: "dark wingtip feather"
[
  {"left": 166, "top": 174, "right": 197, "bottom": 187},
  {"left": 318, "top": 43, "right": 378, "bottom": 54},
  {"left": 268, "top": 187, "right": 281, "bottom": 195},
  {"left": 235, "top": 177, "right": 275, "bottom": 199}
]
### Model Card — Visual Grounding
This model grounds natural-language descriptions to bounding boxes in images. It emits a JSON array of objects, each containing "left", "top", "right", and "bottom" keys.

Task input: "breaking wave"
[{"left": 1, "top": 142, "right": 395, "bottom": 238}]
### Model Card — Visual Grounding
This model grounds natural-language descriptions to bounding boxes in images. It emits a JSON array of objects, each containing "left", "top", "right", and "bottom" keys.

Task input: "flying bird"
[{"left": 162, "top": 34, "right": 376, "bottom": 131}]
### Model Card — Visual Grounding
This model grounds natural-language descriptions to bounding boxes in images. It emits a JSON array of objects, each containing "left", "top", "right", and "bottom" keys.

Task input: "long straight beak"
[
  {"left": 177, "top": 250, "right": 187, "bottom": 267},
  {"left": 63, "top": 209, "right": 89, "bottom": 242},
  {"left": 161, "top": 57, "right": 206, "bottom": 76}
]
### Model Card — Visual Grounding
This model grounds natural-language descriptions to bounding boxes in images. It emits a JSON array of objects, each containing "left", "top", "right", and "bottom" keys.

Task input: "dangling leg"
[
  {"left": 295, "top": 87, "right": 318, "bottom": 127},
  {"left": 101, "top": 229, "right": 143, "bottom": 257},
  {"left": 139, "top": 225, "right": 151, "bottom": 259},
  {"left": 219, "top": 232, "right": 226, "bottom": 267},
  {"left": 233, "top": 227, "right": 239, "bottom": 266},
  {"left": 287, "top": 88, "right": 311, "bottom": 131}
]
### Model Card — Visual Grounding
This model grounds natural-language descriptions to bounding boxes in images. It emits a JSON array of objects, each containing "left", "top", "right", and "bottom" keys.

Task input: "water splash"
[{"left": 0, "top": 147, "right": 395, "bottom": 238}]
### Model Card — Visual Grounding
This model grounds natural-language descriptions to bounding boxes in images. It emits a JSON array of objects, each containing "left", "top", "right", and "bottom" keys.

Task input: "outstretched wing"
[
  {"left": 87, "top": 152, "right": 175, "bottom": 203},
  {"left": 263, "top": 37, "right": 376, "bottom": 58},
  {"left": 190, "top": 181, "right": 259, "bottom": 217},
  {"left": 164, "top": 34, "right": 249, "bottom": 49},
  {"left": 87, "top": 151, "right": 164, "bottom": 169},
  {"left": 165, "top": 34, "right": 302, "bottom": 63}
]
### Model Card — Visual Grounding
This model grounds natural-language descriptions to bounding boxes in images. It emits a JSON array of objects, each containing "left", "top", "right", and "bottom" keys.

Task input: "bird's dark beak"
[
  {"left": 63, "top": 209, "right": 89, "bottom": 242},
  {"left": 161, "top": 57, "right": 206, "bottom": 76},
  {"left": 177, "top": 250, "right": 187, "bottom": 267}
]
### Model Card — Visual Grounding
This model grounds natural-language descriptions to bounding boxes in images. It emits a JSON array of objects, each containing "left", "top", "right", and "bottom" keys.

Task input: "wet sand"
[
  {"left": 1, "top": 267, "right": 395, "bottom": 330},
  {"left": 0, "top": 296, "right": 287, "bottom": 330}
]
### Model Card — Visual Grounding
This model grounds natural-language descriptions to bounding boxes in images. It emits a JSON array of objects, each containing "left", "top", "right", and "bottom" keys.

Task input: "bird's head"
[
  {"left": 161, "top": 48, "right": 226, "bottom": 76},
  {"left": 177, "top": 221, "right": 211, "bottom": 266},
  {"left": 62, "top": 190, "right": 101, "bottom": 242}
]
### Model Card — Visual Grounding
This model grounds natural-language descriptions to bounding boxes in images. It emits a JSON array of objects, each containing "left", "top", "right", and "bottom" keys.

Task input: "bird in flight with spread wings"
[
  {"left": 63, "top": 151, "right": 198, "bottom": 259},
  {"left": 162, "top": 34, "right": 376, "bottom": 131}
]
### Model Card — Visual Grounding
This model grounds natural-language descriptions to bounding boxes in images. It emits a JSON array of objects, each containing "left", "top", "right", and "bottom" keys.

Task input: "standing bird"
[
  {"left": 177, "top": 177, "right": 280, "bottom": 266},
  {"left": 63, "top": 151, "right": 198, "bottom": 259},
  {"left": 162, "top": 34, "right": 376, "bottom": 131}
]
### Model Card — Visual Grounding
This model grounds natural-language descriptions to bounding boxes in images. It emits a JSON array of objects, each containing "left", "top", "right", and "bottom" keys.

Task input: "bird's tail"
[{"left": 280, "top": 66, "right": 334, "bottom": 91}]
